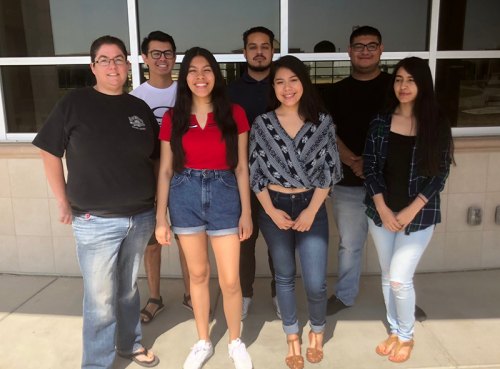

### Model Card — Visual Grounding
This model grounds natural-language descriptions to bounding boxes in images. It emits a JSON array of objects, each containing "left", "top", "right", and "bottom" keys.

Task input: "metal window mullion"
[
  {"left": 288, "top": 52, "right": 430, "bottom": 62},
  {"left": 428, "top": 0, "right": 441, "bottom": 81},
  {"left": 0, "top": 56, "right": 90, "bottom": 65},
  {"left": 0, "top": 71, "right": 7, "bottom": 140},
  {"left": 127, "top": 0, "right": 140, "bottom": 90},
  {"left": 436, "top": 50, "right": 500, "bottom": 59},
  {"left": 453, "top": 127, "right": 500, "bottom": 137},
  {"left": 279, "top": 0, "right": 288, "bottom": 57}
]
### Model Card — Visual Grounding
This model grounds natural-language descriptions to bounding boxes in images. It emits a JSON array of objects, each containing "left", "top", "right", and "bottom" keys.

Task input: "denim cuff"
[
  {"left": 282, "top": 320, "right": 299, "bottom": 335},
  {"left": 309, "top": 321, "right": 326, "bottom": 333}
]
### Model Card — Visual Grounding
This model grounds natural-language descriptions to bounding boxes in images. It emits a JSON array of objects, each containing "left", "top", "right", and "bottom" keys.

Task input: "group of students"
[{"left": 33, "top": 24, "right": 453, "bottom": 369}]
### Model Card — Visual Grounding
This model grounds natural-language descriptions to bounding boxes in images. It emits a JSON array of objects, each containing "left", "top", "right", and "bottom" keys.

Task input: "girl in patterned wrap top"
[{"left": 249, "top": 55, "right": 342, "bottom": 369}]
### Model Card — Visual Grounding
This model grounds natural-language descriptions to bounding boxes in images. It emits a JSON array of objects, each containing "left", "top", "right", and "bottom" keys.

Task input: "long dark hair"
[
  {"left": 269, "top": 55, "right": 326, "bottom": 123},
  {"left": 171, "top": 47, "right": 238, "bottom": 172},
  {"left": 386, "top": 57, "right": 454, "bottom": 175}
]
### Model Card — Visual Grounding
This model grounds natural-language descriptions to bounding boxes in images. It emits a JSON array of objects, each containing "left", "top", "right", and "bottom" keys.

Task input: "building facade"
[{"left": 0, "top": 0, "right": 499, "bottom": 275}]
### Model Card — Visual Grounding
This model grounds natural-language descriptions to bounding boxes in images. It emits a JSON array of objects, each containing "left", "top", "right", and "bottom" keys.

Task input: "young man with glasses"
[
  {"left": 323, "top": 26, "right": 427, "bottom": 321},
  {"left": 131, "top": 31, "right": 193, "bottom": 323}
]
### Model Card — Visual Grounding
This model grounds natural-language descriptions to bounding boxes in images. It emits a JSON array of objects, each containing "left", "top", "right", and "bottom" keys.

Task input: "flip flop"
[
  {"left": 119, "top": 347, "right": 160, "bottom": 367},
  {"left": 140, "top": 297, "right": 164, "bottom": 323}
]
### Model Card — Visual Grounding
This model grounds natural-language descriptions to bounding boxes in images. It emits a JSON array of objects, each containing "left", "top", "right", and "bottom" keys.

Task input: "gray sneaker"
[
  {"left": 183, "top": 340, "right": 213, "bottom": 369},
  {"left": 241, "top": 297, "right": 252, "bottom": 320}
]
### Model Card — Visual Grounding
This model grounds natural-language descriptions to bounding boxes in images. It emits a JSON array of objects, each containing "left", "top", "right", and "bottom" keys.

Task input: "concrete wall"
[{"left": 1, "top": 137, "right": 499, "bottom": 277}]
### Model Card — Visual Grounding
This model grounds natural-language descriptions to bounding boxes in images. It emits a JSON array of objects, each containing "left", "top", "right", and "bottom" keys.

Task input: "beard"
[{"left": 247, "top": 62, "right": 271, "bottom": 73}]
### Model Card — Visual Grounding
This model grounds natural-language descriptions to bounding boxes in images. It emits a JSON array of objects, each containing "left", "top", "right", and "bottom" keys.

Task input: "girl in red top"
[{"left": 156, "top": 47, "right": 253, "bottom": 369}]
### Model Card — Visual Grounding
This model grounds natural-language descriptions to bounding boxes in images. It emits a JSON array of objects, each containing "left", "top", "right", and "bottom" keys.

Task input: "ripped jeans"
[{"left": 368, "top": 218, "right": 434, "bottom": 341}]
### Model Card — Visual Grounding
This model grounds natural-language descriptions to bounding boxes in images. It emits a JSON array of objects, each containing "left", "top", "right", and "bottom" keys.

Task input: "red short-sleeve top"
[{"left": 159, "top": 104, "right": 249, "bottom": 170}]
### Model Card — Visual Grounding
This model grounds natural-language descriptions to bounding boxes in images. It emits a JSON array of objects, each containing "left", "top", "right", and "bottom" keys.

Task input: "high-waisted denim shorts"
[{"left": 168, "top": 168, "right": 241, "bottom": 236}]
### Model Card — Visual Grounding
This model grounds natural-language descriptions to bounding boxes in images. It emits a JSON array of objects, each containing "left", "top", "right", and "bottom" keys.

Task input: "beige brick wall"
[{"left": 1, "top": 139, "right": 499, "bottom": 276}]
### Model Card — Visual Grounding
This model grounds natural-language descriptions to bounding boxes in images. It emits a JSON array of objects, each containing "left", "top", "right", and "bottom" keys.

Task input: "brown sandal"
[
  {"left": 306, "top": 330, "right": 324, "bottom": 363},
  {"left": 375, "top": 334, "right": 398, "bottom": 356},
  {"left": 389, "top": 339, "right": 414, "bottom": 363},
  {"left": 285, "top": 336, "right": 304, "bottom": 369}
]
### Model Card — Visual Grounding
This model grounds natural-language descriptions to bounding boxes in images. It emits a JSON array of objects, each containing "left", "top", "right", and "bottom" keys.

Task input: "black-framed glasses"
[
  {"left": 149, "top": 50, "right": 175, "bottom": 60},
  {"left": 350, "top": 42, "right": 380, "bottom": 52},
  {"left": 93, "top": 56, "right": 127, "bottom": 67}
]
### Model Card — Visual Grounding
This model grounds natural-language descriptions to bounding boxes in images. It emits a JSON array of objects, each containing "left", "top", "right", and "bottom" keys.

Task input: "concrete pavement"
[{"left": 1, "top": 270, "right": 499, "bottom": 369}]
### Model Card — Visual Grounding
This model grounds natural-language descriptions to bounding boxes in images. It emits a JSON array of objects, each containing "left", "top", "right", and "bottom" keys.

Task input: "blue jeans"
[
  {"left": 332, "top": 185, "right": 368, "bottom": 306},
  {"left": 259, "top": 189, "right": 329, "bottom": 335},
  {"left": 368, "top": 218, "right": 434, "bottom": 341},
  {"left": 73, "top": 209, "right": 155, "bottom": 369},
  {"left": 168, "top": 169, "right": 241, "bottom": 236}
]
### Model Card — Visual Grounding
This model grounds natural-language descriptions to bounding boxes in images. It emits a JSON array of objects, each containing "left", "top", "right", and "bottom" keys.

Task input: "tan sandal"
[
  {"left": 375, "top": 334, "right": 398, "bottom": 356},
  {"left": 306, "top": 330, "right": 324, "bottom": 363},
  {"left": 285, "top": 336, "right": 304, "bottom": 369},
  {"left": 389, "top": 339, "right": 414, "bottom": 363}
]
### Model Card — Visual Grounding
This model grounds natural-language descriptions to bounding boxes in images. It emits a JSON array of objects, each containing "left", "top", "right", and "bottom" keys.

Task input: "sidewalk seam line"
[{"left": 0, "top": 276, "right": 59, "bottom": 322}]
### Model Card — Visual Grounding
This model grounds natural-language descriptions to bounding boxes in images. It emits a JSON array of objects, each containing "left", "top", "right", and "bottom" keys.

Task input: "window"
[
  {"left": 436, "top": 59, "right": 500, "bottom": 127},
  {"left": 438, "top": 0, "right": 500, "bottom": 51},
  {"left": 0, "top": 0, "right": 128, "bottom": 57},
  {"left": 289, "top": 0, "right": 430, "bottom": 52},
  {"left": 137, "top": 0, "right": 279, "bottom": 53},
  {"left": 2, "top": 65, "right": 94, "bottom": 132}
]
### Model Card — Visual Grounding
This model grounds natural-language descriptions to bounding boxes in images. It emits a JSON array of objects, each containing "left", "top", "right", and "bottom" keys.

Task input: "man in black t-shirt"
[
  {"left": 228, "top": 26, "right": 280, "bottom": 320},
  {"left": 33, "top": 36, "right": 160, "bottom": 368},
  {"left": 323, "top": 26, "right": 427, "bottom": 322}
]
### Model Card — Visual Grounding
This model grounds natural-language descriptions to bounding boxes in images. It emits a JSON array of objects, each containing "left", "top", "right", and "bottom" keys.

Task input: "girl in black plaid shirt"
[{"left": 363, "top": 57, "right": 454, "bottom": 363}]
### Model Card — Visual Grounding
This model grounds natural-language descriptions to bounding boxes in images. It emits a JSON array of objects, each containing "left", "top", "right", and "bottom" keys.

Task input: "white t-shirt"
[{"left": 131, "top": 81, "right": 177, "bottom": 125}]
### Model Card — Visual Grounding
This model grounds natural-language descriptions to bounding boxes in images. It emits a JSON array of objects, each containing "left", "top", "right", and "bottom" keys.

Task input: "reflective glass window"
[
  {"left": 0, "top": 0, "right": 128, "bottom": 57},
  {"left": 289, "top": 0, "right": 429, "bottom": 52},
  {"left": 137, "top": 0, "right": 279, "bottom": 53},
  {"left": 438, "top": 0, "right": 500, "bottom": 51},
  {"left": 2, "top": 65, "right": 95, "bottom": 133},
  {"left": 436, "top": 59, "right": 500, "bottom": 127}
]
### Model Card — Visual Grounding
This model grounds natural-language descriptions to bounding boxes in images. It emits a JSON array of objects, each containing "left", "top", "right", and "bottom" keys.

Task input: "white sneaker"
[
  {"left": 183, "top": 340, "right": 214, "bottom": 369},
  {"left": 241, "top": 297, "right": 252, "bottom": 320},
  {"left": 272, "top": 296, "right": 282, "bottom": 320},
  {"left": 228, "top": 338, "right": 253, "bottom": 369}
]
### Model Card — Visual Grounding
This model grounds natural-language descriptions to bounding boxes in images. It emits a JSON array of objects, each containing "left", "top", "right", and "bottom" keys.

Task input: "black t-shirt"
[
  {"left": 324, "top": 72, "right": 391, "bottom": 186},
  {"left": 384, "top": 131, "right": 415, "bottom": 212},
  {"left": 33, "top": 87, "right": 160, "bottom": 216},
  {"left": 228, "top": 72, "right": 271, "bottom": 125}
]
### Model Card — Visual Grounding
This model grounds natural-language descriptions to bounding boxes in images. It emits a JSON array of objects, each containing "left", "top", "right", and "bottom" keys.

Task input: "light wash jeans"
[
  {"left": 259, "top": 189, "right": 329, "bottom": 335},
  {"left": 368, "top": 218, "right": 434, "bottom": 341},
  {"left": 332, "top": 185, "right": 368, "bottom": 306},
  {"left": 73, "top": 208, "right": 155, "bottom": 369}
]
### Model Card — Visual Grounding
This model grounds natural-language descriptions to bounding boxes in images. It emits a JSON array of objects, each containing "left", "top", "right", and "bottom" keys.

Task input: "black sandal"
[
  {"left": 140, "top": 297, "right": 164, "bottom": 323},
  {"left": 182, "top": 293, "right": 193, "bottom": 312},
  {"left": 119, "top": 347, "right": 160, "bottom": 367}
]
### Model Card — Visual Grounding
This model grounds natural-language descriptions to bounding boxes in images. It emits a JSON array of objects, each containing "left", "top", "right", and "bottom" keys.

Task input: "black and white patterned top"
[{"left": 249, "top": 110, "right": 342, "bottom": 193}]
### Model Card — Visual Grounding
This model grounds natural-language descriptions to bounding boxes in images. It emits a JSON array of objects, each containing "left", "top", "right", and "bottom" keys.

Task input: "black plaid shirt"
[{"left": 363, "top": 114, "right": 451, "bottom": 234}]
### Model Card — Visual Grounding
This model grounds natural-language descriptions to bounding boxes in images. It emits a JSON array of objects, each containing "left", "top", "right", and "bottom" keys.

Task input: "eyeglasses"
[
  {"left": 350, "top": 42, "right": 380, "bottom": 52},
  {"left": 93, "top": 56, "right": 127, "bottom": 67},
  {"left": 149, "top": 50, "right": 175, "bottom": 60}
]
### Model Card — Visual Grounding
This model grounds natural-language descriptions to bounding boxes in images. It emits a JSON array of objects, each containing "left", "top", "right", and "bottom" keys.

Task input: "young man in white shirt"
[{"left": 131, "top": 31, "right": 193, "bottom": 323}]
